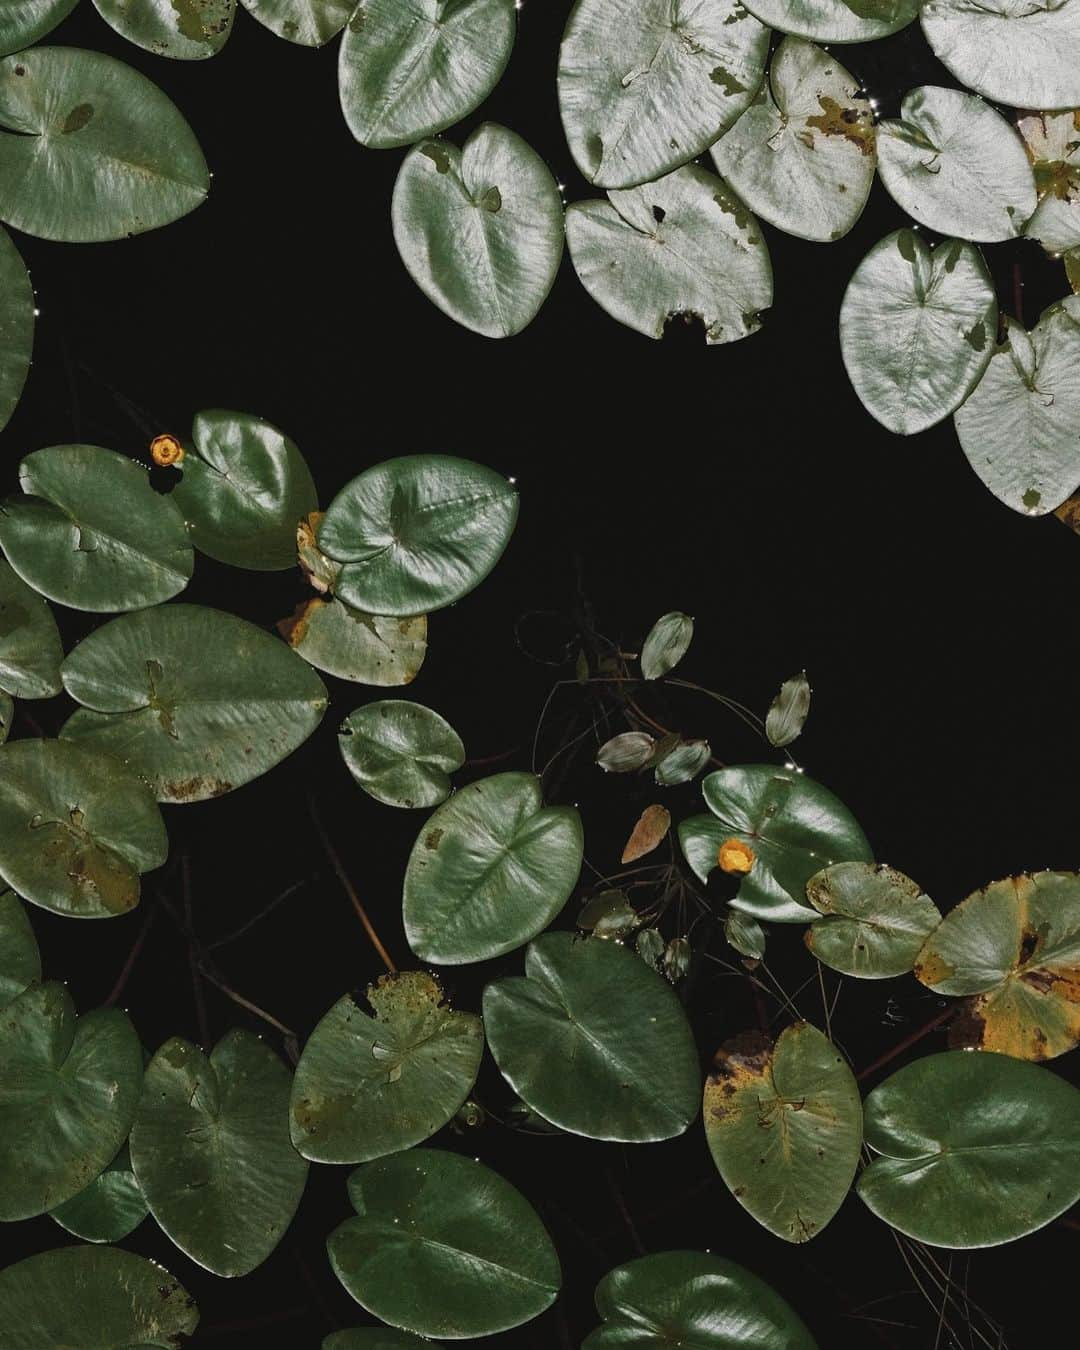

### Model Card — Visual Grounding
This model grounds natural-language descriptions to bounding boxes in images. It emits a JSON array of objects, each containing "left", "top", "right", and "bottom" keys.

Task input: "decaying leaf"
[{"left": 621, "top": 804, "right": 671, "bottom": 862}]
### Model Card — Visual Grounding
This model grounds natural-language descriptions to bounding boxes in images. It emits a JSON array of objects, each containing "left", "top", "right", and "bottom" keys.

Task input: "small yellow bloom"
[
  {"left": 718, "top": 838, "right": 755, "bottom": 874},
  {"left": 150, "top": 434, "right": 184, "bottom": 467}
]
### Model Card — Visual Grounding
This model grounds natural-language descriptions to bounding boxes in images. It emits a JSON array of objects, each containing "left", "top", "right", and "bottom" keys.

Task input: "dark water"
[{"left": 5, "top": 3, "right": 1078, "bottom": 1346}]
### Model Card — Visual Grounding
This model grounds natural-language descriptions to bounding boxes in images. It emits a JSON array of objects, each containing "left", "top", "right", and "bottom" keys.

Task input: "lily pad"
[
  {"left": 392, "top": 125, "right": 563, "bottom": 338},
  {"left": 291, "top": 970, "right": 484, "bottom": 1163},
  {"left": 0, "top": 445, "right": 193, "bottom": 613},
  {"left": 279, "top": 597, "right": 428, "bottom": 685},
  {"left": 49, "top": 1144, "right": 148, "bottom": 1243},
  {"left": 483, "top": 931, "right": 701, "bottom": 1142},
  {"left": 805, "top": 861, "right": 941, "bottom": 979},
  {"left": 567, "top": 165, "right": 772, "bottom": 343},
  {"left": 129, "top": 1030, "right": 309, "bottom": 1277},
  {"left": 704, "top": 1022, "right": 862, "bottom": 1243},
  {"left": 324, "top": 1334, "right": 431, "bottom": 1350},
  {"left": 0, "top": 982, "right": 143, "bottom": 1219},
  {"left": 0, "top": 224, "right": 32, "bottom": 433},
  {"left": 0, "top": 692, "right": 10, "bottom": 742},
  {"left": 0, "top": 560, "right": 63, "bottom": 699},
  {"left": 60, "top": 603, "right": 328, "bottom": 802},
  {"left": 242, "top": 0, "right": 356, "bottom": 43},
  {"left": 0, "top": 0, "right": 79, "bottom": 55},
  {"left": 327, "top": 1148, "right": 561, "bottom": 1338},
  {"left": 403, "top": 771, "right": 583, "bottom": 963},
  {"left": 0, "top": 47, "right": 209, "bottom": 242},
  {"left": 0, "top": 888, "right": 39, "bottom": 1009},
  {"left": 92, "top": 0, "right": 235, "bottom": 59},
  {"left": 765, "top": 671, "right": 811, "bottom": 748},
  {"left": 1018, "top": 109, "right": 1080, "bottom": 256},
  {"left": 743, "top": 0, "right": 916, "bottom": 40},
  {"left": 339, "top": 700, "right": 465, "bottom": 809},
  {"left": 558, "top": 0, "right": 769, "bottom": 188},
  {"left": 640, "top": 610, "right": 693, "bottom": 679}
]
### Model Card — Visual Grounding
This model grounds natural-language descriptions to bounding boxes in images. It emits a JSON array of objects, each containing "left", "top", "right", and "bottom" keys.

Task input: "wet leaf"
[
  {"left": 339, "top": 0, "right": 515, "bottom": 149},
  {"left": 711, "top": 38, "right": 876, "bottom": 243},
  {"left": 92, "top": 0, "right": 235, "bottom": 59},
  {"left": 318, "top": 454, "right": 519, "bottom": 616},
  {"left": 654, "top": 737, "right": 710, "bottom": 785},
  {"left": 241, "top": 0, "right": 355, "bottom": 44},
  {"left": 725, "top": 907, "right": 765, "bottom": 958},
  {"left": 582, "top": 1250, "right": 817, "bottom": 1349},
  {"left": 280, "top": 597, "right": 428, "bottom": 685},
  {"left": 704, "top": 1023, "right": 862, "bottom": 1243},
  {"left": 0, "top": 983, "right": 143, "bottom": 1219},
  {"left": 0, "top": 738, "right": 167, "bottom": 917},
  {"left": 765, "top": 671, "right": 811, "bottom": 748},
  {"left": 621, "top": 803, "right": 671, "bottom": 862},
  {"left": 805, "top": 861, "right": 940, "bottom": 979},
  {"left": 597, "top": 730, "right": 655, "bottom": 772},
  {"left": 914, "top": 871, "right": 1080, "bottom": 1061},
  {"left": 640, "top": 610, "right": 693, "bottom": 679},
  {"left": 0, "top": 0, "right": 79, "bottom": 55},
  {"left": 559, "top": 0, "right": 768, "bottom": 189},
  {"left": 403, "top": 771, "right": 583, "bottom": 964},
  {"left": 0, "top": 691, "right": 10, "bottom": 743},
  {"left": 171, "top": 409, "right": 318, "bottom": 570},
  {"left": 680, "top": 765, "right": 872, "bottom": 923},
  {"left": 339, "top": 700, "right": 464, "bottom": 809},
  {"left": 324, "top": 1333, "right": 432, "bottom": 1350},
  {"left": 60, "top": 603, "right": 328, "bottom": 802},
  {"left": 567, "top": 165, "right": 772, "bottom": 344},
  {"left": 0, "top": 1246, "right": 198, "bottom": 1347},
  {"left": 1018, "top": 109, "right": 1080, "bottom": 256},
  {"left": 0, "top": 445, "right": 193, "bottom": 613},
  {"left": 393, "top": 124, "right": 563, "bottom": 338},
  {"left": 290, "top": 971, "right": 484, "bottom": 1163},
  {"left": 297, "top": 509, "right": 341, "bottom": 593},
  {"left": 0, "top": 224, "right": 32, "bottom": 433},
  {"left": 858, "top": 1050, "right": 1080, "bottom": 1247},
  {"left": 0, "top": 888, "right": 39, "bottom": 1010},
  {"left": 0, "top": 47, "right": 209, "bottom": 241},
  {"left": 577, "top": 888, "right": 635, "bottom": 932},
  {"left": 130, "top": 1030, "right": 308, "bottom": 1277},
  {"left": 840, "top": 229, "right": 997, "bottom": 435},
  {"left": 636, "top": 925, "right": 665, "bottom": 966},
  {"left": 328, "top": 1148, "right": 560, "bottom": 1338},
  {"left": 876, "top": 87, "right": 1036, "bottom": 243},
  {"left": 49, "top": 1144, "right": 148, "bottom": 1243},
  {"left": 663, "top": 934, "right": 691, "bottom": 981},
  {"left": 742, "top": 0, "right": 916, "bottom": 41},
  {"left": 0, "top": 560, "right": 63, "bottom": 699},
  {"left": 954, "top": 297, "right": 1080, "bottom": 516},
  {"left": 483, "top": 931, "right": 700, "bottom": 1142}
]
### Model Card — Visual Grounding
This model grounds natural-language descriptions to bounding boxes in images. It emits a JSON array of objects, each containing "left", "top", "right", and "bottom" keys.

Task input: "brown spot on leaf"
[
  {"left": 165, "top": 775, "right": 232, "bottom": 801},
  {"left": 805, "top": 97, "right": 875, "bottom": 156},
  {"left": 276, "top": 597, "right": 325, "bottom": 647},
  {"left": 424, "top": 828, "right": 443, "bottom": 850},
  {"left": 913, "top": 949, "right": 954, "bottom": 986}
]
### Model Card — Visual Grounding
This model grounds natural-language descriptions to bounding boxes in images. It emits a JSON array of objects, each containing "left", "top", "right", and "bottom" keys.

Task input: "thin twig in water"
[
  {"left": 182, "top": 856, "right": 210, "bottom": 1048},
  {"left": 206, "top": 879, "right": 311, "bottom": 950},
  {"left": 103, "top": 902, "right": 158, "bottom": 1008},
  {"left": 308, "top": 796, "right": 396, "bottom": 974}
]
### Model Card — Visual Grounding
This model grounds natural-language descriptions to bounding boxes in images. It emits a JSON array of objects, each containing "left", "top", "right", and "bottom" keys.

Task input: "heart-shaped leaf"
[
  {"left": 130, "top": 1030, "right": 309, "bottom": 1277},
  {"left": 61, "top": 603, "right": 328, "bottom": 802},
  {"left": 858, "top": 1050, "right": 1080, "bottom": 1247},
  {"left": 711, "top": 38, "right": 876, "bottom": 243},
  {"left": 0, "top": 888, "right": 39, "bottom": 1010},
  {"left": 0, "top": 445, "right": 193, "bottom": 612},
  {"left": 338, "top": 700, "right": 465, "bottom": 809},
  {"left": 339, "top": 0, "right": 515, "bottom": 149},
  {"left": 0, "top": 738, "right": 167, "bottom": 917},
  {"left": 0, "top": 0, "right": 79, "bottom": 55},
  {"left": 327, "top": 1148, "right": 560, "bottom": 1338},
  {"left": 0, "top": 224, "right": 32, "bottom": 433},
  {"left": 765, "top": 671, "right": 811, "bottom": 748},
  {"left": 49, "top": 1143, "right": 148, "bottom": 1243},
  {"left": 567, "top": 165, "right": 772, "bottom": 344},
  {"left": 1018, "top": 109, "right": 1080, "bottom": 256},
  {"left": 291, "top": 970, "right": 484, "bottom": 1163},
  {"left": 840, "top": 230, "right": 997, "bottom": 435},
  {"left": 704, "top": 1022, "right": 862, "bottom": 1243},
  {"left": 318, "top": 455, "right": 518, "bottom": 616},
  {"left": 742, "top": 0, "right": 916, "bottom": 41},
  {"left": 392, "top": 124, "right": 563, "bottom": 338},
  {"left": 805, "top": 861, "right": 941, "bottom": 979},
  {"left": 640, "top": 610, "right": 693, "bottom": 679},
  {"left": 0, "top": 47, "right": 209, "bottom": 242},
  {"left": 483, "top": 931, "right": 700, "bottom": 1142},
  {"left": 242, "top": 0, "right": 356, "bottom": 44},
  {"left": 0, "top": 982, "right": 143, "bottom": 1219},
  {"left": 280, "top": 597, "right": 428, "bottom": 685},
  {"left": 0, "top": 560, "right": 63, "bottom": 699},
  {"left": 92, "top": 0, "right": 235, "bottom": 59},
  {"left": 403, "top": 771, "right": 583, "bottom": 963}
]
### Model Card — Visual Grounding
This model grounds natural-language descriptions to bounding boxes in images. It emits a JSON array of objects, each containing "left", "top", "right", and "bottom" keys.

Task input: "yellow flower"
[
  {"left": 718, "top": 838, "right": 755, "bottom": 874},
  {"left": 150, "top": 434, "right": 184, "bottom": 467}
]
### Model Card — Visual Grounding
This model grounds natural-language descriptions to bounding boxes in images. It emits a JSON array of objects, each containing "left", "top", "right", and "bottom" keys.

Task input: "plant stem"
[
  {"left": 308, "top": 796, "right": 397, "bottom": 974},
  {"left": 856, "top": 1005, "right": 954, "bottom": 1083},
  {"left": 103, "top": 902, "right": 158, "bottom": 1008},
  {"left": 182, "top": 855, "right": 210, "bottom": 1048}
]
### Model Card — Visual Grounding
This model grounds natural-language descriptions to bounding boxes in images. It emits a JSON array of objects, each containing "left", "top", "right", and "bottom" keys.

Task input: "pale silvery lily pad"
[
  {"left": 241, "top": 0, "right": 356, "bottom": 45},
  {"left": 0, "top": 225, "right": 32, "bottom": 433},
  {"left": 0, "top": 0, "right": 79, "bottom": 55},
  {"left": 741, "top": 0, "right": 917, "bottom": 42},
  {"left": 1018, "top": 109, "right": 1080, "bottom": 255},
  {"left": 92, "top": 0, "right": 235, "bottom": 59}
]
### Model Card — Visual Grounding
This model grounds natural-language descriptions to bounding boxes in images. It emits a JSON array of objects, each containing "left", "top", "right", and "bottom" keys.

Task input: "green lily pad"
[
  {"left": 725, "top": 908, "right": 765, "bottom": 959},
  {"left": 0, "top": 224, "right": 32, "bottom": 433},
  {"left": 49, "top": 1143, "right": 148, "bottom": 1243},
  {"left": 765, "top": 671, "right": 811, "bottom": 748},
  {"left": 92, "top": 0, "right": 235, "bottom": 59},
  {"left": 0, "top": 0, "right": 79, "bottom": 56},
  {"left": 403, "top": 771, "right": 583, "bottom": 964},
  {"left": 805, "top": 861, "right": 941, "bottom": 979},
  {"left": 339, "top": 700, "right": 464, "bottom": 809},
  {"left": 0, "top": 560, "right": 64, "bottom": 699},
  {"left": 279, "top": 596, "right": 428, "bottom": 685},
  {"left": 339, "top": 0, "right": 516, "bottom": 149},
  {"left": 291, "top": 970, "right": 484, "bottom": 1163},
  {"left": 742, "top": 0, "right": 916, "bottom": 42},
  {"left": 324, "top": 1334, "right": 431, "bottom": 1350},
  {"left": 0, "top": 738, "right": 167, "bottom": 917},
  {"left": 0, "top": 982, "right": 143, "bottom": 1219},
  {"left": 0, "top": 888, "right": 39, "bottom": 1009},
  {"left": 0, "top": 1246, "right": 198, "bottom": 1347},
  {"left": 483, "top": 931, "right": 701, "bottom": 1142},
  {"left": 640, "top": 610, "right": 693, "bottom": 680},
  {"left": 858, "top": 1050, "right": 1080, "bottom": 1247},
  {"left": 129, "top": 1030, "right": 309, "bottom": 1277},
  {"left": 0, "top": 692, "right": 10, "bottom": 742},
  {"left": 60, "top": 603, "right": 328, "bottom": 802},
  {"left": 704, "top": 1022, "right": 862, "bottom": 1243},
  {"left": 1018, "top": 109, "right": 1080, "bottom": 256},
  {"left": 242, "top": 0, "right": 356, "bottom": 44},
  {"left": 0, "top": 47, "right": 209, "bottom": 242},
  {"left": 327, "top": 1148, "right": 561, "bottom": 1338}
]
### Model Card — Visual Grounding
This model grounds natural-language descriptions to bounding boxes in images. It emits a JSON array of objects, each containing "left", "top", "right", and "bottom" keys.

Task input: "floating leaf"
[
  {"left": 704, "top": 1023, "right": 862, "bottom": 1243},
  {"left": 583, "top": 1250, "right": 817, "bottom": 1350},
  {"left": 324, "top": 1334, "right": 431, "bottom": 1350},
  {"left": 61, "top": 603, "right": 328, "bottom": 802},
  {"left": 0, "top": 983, "right": 142, "bottom": 1219},
  {"left": 0, "top": 224, "right": 32, "bottom": 433},
  {"left": 291, "top": 971, "right": 483, "bottom": 1163},
  {"left": 338, "top": 700, "right": 464, "bottom": 809},
  {"left": 765, "top": 671, "right": 811, "bottom": 748},
  {"left": 318, "top": 455, "right": 518, "bottom": 616},
  {"left": 0, "top": 445, "right": 193, "bottom": 613},
  {"left": 876, "top": 87, "right": 1036, "bottom": 244},
  {"left": 636, "top": 925, "right": 665, "bottom": 966},
  {"left": 0, "top": 1246, "right": 198, "bottom": 1347},
  {"left": 954, "top": 298, "right": 1080, "bottom": 516},
  {"left": 170, "top": 409, "right": 318, "bottom": 570},
  {"left": 0, "top": 888, "right": 39, "bottom": 1009},
  {"left": 558, "top": 0, "right": 768, "bottom": 188},
  {"left": 339, "top": 0, "right": 515, "bottom": 149},
  {"left": 914, "top": 871, "right": 1080, "bottom": 1061},
  {"left": 597, "top": 730, "right": 655, "bottom": 772},
  {"left": 49, "top": 1144, "right": 148, "bottom": 1243},
  {"left": 640, "top": 610, "right": 693, "bottom": 680},
  {"left": 130, "top": 1030, "right": 308, "bottom": 1277},
  {"left": 805, "top": 861, "right": 940, "bottom": 979},
  {"left": 839, "top": 230, "right": 997, "bottom": 435},
  {"left": 1018, "top": 109, "right": 1080, "bottom": 256},
  {"left": 654, "top": 738, "right": 710, "bottom": 785},
  {"left": 92, "top": 0, "right": 235, "bottom": 59},
  {"left": 711, "top": 38, "right": 875, "bottom": 243},
  {"left": 725, "top": 908, "right": 765, "bottom": 959},
  {"left": 858, "top": 1050, "right": 1080, "bottom": 1247},
  {"left": 0, "top": 47, "right": 209, "bottom": 242},
  {"left": 483, "top": 931, "right": 700, "bottom": 1142},
  {"left": 241, "top": 0, "right": 355, "bottom": 44},
  {"left": 0, "top": 0, "right": 79, "bottom": 55},
  {"left": 403, "top": 771, "right": 583, "bottom": 964},
  {"left": 663, "top": 934, "right": 691, "bottom": 981},
  {"left": 0, "top": 560, "right": 63, "bottom": 699},
  {"left": 742, "top": 0, "right": 916, "bottom": 41},
  {"left": 280, "top": 597, "right": 428, "bottom": 685},
  {"left": 393, "top": 125, "right": 563, "bottom": 338},
  {"left": 0, "top": 691, "right": 10, "bottom": 742},
  {"left": 328, "top": 1149, "right": 560, "bottom": 1338},
  {"left": 567, "top": 165, "right": 772, "bottom": 343},
  {"left": 577, "top": 888, "right": 635, "bottom": 933},
  {"left": 680, "top": 765, "right": 872, "bottom": 923},
  {"left": 621, "top": 803, "right": 670, "bottom": 862},
  {"left": 0, "top": 738, "right": 167, "bottom": 917}
]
